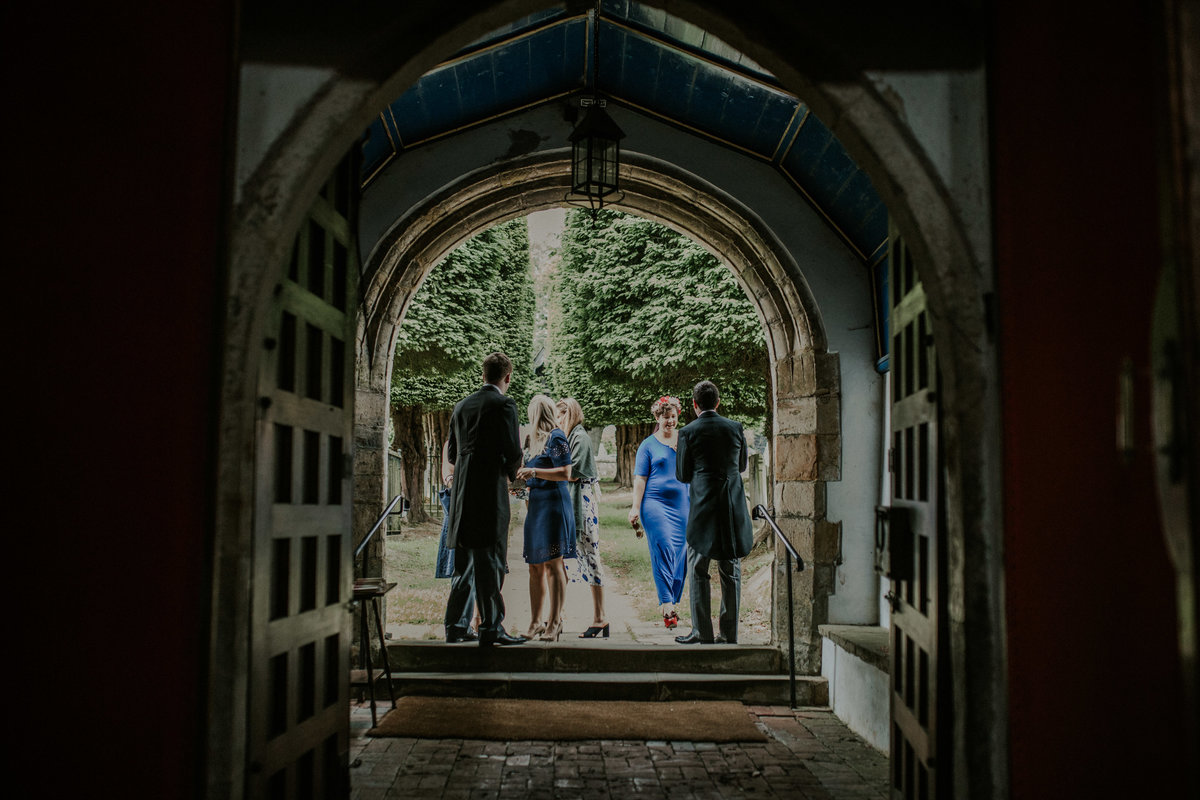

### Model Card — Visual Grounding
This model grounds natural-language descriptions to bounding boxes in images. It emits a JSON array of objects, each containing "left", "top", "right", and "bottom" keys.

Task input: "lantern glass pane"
[
  {"left": 589, "top": 145, "right": 602, "bottom": 186},
  {"left": 600, "top": 140, "right": 617, "bottom": 188},
  {"left": 572, "top": 140, "right": 588, "bottom": 193}
]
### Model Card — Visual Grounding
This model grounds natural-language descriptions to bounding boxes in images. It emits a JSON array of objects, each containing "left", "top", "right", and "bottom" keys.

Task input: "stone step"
[
  {"left": 376, "top": 670, "right": 828, "bottom": 706},
  {"left": 384, "top": 641, "right": 784, "bottom": 675}
]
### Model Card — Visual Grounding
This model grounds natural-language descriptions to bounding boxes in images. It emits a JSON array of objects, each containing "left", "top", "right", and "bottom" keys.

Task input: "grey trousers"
[
  {"left": 686, "top": 545, "right": 741, "bottom": 641},
  {"left": 444, "top": 540, "right": 505, "bottom": 637}
]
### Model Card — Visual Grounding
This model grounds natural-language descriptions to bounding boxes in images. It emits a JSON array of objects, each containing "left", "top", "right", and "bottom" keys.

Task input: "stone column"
[
  {"left": 354, "top": 382, "right": 390, "bottom": 580},
  {"left": 352, "top": 372, "right": 390, "bottom": 665},
  {"left": 770, "top": 352, "right": 841, "bottom": 674}
]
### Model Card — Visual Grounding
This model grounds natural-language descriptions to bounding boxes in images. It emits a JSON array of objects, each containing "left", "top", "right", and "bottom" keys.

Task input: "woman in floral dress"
[{"left": 557, "top": 398, "right": 608, "bottom": 638}]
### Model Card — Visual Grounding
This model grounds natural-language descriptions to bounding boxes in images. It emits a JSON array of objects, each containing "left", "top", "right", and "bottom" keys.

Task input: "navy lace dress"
[{"left": 522, "top": 428, "right": 577, "bottom": 564}]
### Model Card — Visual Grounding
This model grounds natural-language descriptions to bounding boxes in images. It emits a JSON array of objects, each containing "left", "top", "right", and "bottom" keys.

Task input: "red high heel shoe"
[{"left": 663, "top": 611, "right": 679, "bottom": 629}]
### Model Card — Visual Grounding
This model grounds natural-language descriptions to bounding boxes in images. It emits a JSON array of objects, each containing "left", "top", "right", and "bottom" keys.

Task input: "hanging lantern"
[
  {"left": 565, "top": 2, "right": 625, "bottom": 219},
  {"left": 569, "top": 99, "right": 626, "bottom": 212}
]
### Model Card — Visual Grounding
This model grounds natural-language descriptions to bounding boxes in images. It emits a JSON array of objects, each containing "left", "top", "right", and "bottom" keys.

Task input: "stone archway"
[
  {"left": 219, "top": 4, "right": 1003, "bottom": 798},
  {"left": 355, "top": 150, "right": 840, "bottom": 672}
]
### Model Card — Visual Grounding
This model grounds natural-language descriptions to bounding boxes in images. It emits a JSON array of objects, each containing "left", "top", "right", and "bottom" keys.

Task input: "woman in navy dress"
[
  {"left": 434, "top": 439, "right": 456, "bottom": 579},
  {"left": 628, "top": 395, "right": 690, "bottom": 629},
  {"left": 516, "top": 394, "right": 576, "bottom": 642},
  {"left": 434, "top": 438, "right": 479, "bottom": 634}
]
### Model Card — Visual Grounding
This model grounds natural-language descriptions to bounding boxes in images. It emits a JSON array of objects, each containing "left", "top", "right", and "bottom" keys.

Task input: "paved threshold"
[{"left": 350, "top": 701, "right": 887, "bottom": 799}]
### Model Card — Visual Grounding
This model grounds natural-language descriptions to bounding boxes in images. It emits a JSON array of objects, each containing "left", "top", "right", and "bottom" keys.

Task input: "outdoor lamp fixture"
[
  {"left": 566, "top": 1, "right": 625, "bottom": 220},
  {"left": 569, "top": 99, "right": 625, "bottom": 216}
]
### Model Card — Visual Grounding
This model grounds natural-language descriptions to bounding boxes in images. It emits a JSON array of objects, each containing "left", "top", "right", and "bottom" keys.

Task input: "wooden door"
[
  {"left": 887, "top": 226, "right": 946, "bottom": 799},
  {"left": 249, "top": 152, "right": 359, "bottom": 799}
]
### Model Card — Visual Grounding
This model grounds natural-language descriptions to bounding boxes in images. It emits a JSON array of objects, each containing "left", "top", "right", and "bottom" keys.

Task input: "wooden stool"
[{"left": 351, "top": 579, "right": 398, "bottom": 727}]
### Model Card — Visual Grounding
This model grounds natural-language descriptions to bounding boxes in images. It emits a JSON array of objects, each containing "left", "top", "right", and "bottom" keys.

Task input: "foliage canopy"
[
  {"left": 390, "top": 218, "right": 536, "bottom": 413},
  {"left": 549, "top": 209, "right": 767, "bottom": 427}
]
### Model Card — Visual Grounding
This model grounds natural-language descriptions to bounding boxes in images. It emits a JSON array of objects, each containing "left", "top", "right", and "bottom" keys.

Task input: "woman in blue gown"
[
  {"left": 628, "top": 395, "right": 690, "bottom": 629},
  {"left": 516, "top": 394, "right": 576, "bottom": 642},
  {"left": 434, "top": 438, "right": 479, "bottom": 635}
]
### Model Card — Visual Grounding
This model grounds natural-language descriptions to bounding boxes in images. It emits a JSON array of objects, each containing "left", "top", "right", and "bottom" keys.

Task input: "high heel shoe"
[
  {"left": 523, "top": 621, "right": 547, "bottom": 640},
  {"left": 663, "top": 611, "right": 679, "bottom": 629},
  {"left": 540, "top": 620, "right": 563, "bottom": 641},
  {"left": 579, "top": 623, "right": 610, "bottom": 639}
]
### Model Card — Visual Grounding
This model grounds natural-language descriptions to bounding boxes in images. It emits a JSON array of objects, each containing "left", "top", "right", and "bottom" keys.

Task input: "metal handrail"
[
  {"left": 753, "top": 504, "right": 805, "bottom": 571},
  {"left": 752, "top": 503, "right": 805, "bottom": 709},
  {"left": 355, "top": 494, "right": 404, "bottom": 563}
]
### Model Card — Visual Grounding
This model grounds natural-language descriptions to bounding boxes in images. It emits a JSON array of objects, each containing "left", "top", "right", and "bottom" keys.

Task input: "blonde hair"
[
  {"left": 556, "top": 397, "right": 584, "bottom": 434},
  {"left": 527, "top": 394, "right": 558, "bottom": 456}
]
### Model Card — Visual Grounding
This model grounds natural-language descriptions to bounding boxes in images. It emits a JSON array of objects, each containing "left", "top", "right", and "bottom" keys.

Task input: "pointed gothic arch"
[
  {"left": 215, "top": 4, "right": 1004, "bottom": 798},
  {"left": 353, "top": 149, "right": 839, "bottom": 673}
]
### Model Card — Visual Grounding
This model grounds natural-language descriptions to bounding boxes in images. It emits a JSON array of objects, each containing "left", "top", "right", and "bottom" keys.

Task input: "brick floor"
[{"left": 349, "top": 702, "right": 888, "bottom": 799}]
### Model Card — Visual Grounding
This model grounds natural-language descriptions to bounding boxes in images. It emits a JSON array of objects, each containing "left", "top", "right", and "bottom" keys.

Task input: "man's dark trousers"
[
  {"left": 686, "top": 546, "right": 741, "bottom": 642},
  {"left": 445, "top": 541, "right": 503, "bottom": 638}
]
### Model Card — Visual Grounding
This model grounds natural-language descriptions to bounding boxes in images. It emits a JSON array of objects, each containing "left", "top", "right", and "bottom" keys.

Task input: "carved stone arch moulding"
[
  {"left": 358, "top": 150, "right": 838, "bottom": 669},
  {"left": 218, "top": 7, "right": 1002, "bottom": 796}
]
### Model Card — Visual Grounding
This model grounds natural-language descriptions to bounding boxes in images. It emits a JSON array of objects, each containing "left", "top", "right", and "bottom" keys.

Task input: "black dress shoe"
[
  {"left": 446, "top": 628, "right": 480, "bottom": 643},
  {"left": 715, "top": 635, "right": 738, "bottom": 644},
  {"left": 479, "top": 631, "right": 525, "bottom": 647},
  {"left": 675, "top": 631, "right": 715, "bottom": 645}
]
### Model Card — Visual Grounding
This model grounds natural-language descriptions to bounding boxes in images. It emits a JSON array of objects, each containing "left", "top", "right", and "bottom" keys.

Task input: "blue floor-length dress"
[
  {"left": 635, "top": 435, "right": 690, "bottom": 605},
  {"left": 523, "top": 428, "right": 577, "bottom": 564}
]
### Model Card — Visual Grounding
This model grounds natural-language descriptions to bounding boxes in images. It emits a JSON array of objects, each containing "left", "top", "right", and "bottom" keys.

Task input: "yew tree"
[
  {"left": 390, "top": 218, "right": 535, "bottom": 521},
  {"left": 549, "top": 209, "right": 767, "bottom": 485}
]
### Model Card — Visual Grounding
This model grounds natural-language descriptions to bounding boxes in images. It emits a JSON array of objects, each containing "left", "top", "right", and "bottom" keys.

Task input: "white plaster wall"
[
  {"left": 235, "top": 64, "right": 337, "bottom": 205},
  {"left": 359, "top": 102, "right": 885, "bottom": 625},
  {"left": 822, "top": 637, "right": 889, "bottom": 753},
  {"left": 865, "top": 69, "right": 993, "bottom": 275},
  {"left": 828, "top": 329, "right": 884, "bottom": 623}
]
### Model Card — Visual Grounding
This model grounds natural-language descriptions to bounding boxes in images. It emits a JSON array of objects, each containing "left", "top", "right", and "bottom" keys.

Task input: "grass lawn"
[
  {"left": 382, "top": 514, "right": 449, "bottom": 635},
  {"left": 384, "top": 480, "right": 660, "bottom": 629},
  {"left": 384, "top": 479, "right": 772, "bottom": 638}
]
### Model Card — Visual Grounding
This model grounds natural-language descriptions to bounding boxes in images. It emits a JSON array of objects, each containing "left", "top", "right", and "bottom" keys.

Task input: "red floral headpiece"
[{"left": 653, "top": 395, "right": 681, "bottom": 413}]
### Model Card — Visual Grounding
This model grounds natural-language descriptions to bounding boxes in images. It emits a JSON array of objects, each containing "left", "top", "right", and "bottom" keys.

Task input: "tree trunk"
[
  {"left": 614, "top": 422, "right": 655, "bottom": 487},
  {"left": 391, "top": 404, "right": 432, "bottom": 524},
  {"left": 427, "top": 410, "right": 451, "bottom": 457},
  {"left": 587, "top": 425, "right": 604, "bottom": 459},
  {"left": 425, "top": 409, "right": 451, "bottom": 501}
]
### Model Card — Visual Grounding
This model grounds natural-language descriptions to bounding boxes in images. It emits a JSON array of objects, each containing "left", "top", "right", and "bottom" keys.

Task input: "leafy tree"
[
  {"left": 549, "top": 209, "right": 767, "bottom": 484},
  {"left": 390, "top": 218, "right": 535, "bottom": 520}
]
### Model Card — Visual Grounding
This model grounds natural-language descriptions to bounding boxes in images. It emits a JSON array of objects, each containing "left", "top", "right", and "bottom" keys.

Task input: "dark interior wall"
[
  {"left": 12, "top": 4, "right": 234, "bottom": 798},
  {"left": 991, "top": 2, "right": 1187, "bottom": 798}
]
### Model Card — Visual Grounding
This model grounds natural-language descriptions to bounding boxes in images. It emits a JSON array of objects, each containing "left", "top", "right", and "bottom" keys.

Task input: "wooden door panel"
[
  {"left": 249, "top": 152, "right": 360, "bottom": 799},
  {"left": 888, "top": 224, "right": 941, "bottom": 800}
]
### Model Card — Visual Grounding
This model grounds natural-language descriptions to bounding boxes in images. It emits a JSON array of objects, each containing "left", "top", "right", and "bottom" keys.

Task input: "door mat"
[{"left": 367, "top": 697, "right": 767, "bottom": 742}]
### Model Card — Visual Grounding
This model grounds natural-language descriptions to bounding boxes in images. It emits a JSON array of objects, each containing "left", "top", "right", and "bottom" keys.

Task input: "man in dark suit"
[
  {"left": 674, "top": 380, "right": 754, "bottom": 645},
  {"left": 443, "top": 352, "right": 526, "bottom": 646}
]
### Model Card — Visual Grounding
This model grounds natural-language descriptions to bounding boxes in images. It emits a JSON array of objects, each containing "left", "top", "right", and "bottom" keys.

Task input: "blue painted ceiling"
[{"left": 362, "top": 0, "right": 889, "bottom": 271}]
